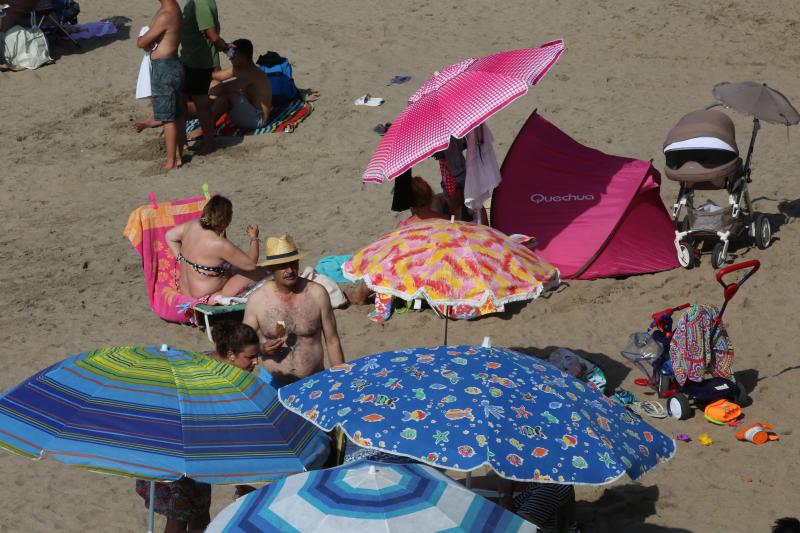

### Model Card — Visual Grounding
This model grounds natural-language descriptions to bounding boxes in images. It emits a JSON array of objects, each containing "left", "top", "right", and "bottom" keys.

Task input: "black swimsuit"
[{"left": 178, "top": 254, "right": 230, "bottom": 277}]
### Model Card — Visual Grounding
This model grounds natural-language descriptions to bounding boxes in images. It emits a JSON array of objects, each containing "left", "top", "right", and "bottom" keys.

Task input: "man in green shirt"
[{"left": 181, "top": 0, "right": 229, "bottom": 154}]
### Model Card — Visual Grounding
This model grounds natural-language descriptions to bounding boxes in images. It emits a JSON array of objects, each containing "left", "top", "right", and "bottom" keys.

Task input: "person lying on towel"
[
  {"left": 165, "top": 195, "right": 270, "bottom": 304},
  {"left": 186, "top": 38, "right": 272, "bottom": 139}
]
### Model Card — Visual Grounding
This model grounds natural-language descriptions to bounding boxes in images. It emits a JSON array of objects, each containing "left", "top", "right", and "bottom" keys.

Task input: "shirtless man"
[
  {"left": 137, "top": 0, "right": 185, "bottom": 170},
  {"left": 187, "top": 38, "right": 272, "bottom": 139},
  {"left": 243, "top": 235, "right": 344, "bottom": 387}
]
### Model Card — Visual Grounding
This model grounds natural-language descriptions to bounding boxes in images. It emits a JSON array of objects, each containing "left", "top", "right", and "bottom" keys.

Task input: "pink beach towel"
[{"left": 124, "top": 194, "right": 207, "bottom": 323}]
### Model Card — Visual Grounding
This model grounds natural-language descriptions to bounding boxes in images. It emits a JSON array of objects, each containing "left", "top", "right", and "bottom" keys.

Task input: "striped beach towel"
[{"left": 186, "top": 98, "right": 314, "bottom": 137}]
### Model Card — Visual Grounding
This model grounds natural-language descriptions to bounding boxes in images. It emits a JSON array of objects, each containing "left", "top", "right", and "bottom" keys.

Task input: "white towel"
[
  {"left": 465, "top": 123, "right": 502, "bottom": 224},
  {"left": 135, "top": 26, "right": 154, "bottom": 99}
]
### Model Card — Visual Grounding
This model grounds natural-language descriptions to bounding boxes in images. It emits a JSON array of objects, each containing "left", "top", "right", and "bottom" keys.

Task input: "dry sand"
[{"left": 1, "top": 1, "right": 799, "bottom": 531}]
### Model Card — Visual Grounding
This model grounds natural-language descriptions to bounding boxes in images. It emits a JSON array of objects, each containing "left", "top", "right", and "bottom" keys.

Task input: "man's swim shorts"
[{"left": 151, "top": 56, "right": 186, "bottom": 122}]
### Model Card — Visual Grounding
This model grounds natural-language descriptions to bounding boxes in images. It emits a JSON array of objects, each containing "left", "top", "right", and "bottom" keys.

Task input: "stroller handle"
[{"left": 716, "top": 259, "right": 760, "bottom": 302}]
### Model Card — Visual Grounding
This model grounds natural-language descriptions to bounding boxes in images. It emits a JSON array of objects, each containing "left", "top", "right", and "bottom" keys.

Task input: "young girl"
[{"left": 210, "top": 320, "right": 260, "bottom": 372}]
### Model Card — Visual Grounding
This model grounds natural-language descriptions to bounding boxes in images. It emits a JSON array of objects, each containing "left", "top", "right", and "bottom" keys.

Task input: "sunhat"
[{"left": 257, "top": 235, "right": 307, "bottom": 267}]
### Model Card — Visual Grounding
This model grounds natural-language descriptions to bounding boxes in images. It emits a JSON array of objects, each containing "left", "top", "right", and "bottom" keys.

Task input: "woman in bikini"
[{"left": 165, "top": 195, "right": 268, "bottom": 303}]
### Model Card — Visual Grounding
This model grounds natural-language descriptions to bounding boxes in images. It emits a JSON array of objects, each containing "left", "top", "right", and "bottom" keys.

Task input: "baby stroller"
[
  {"left": 663, "top": 109, "right": 771, "bottom": 269},
  {"left": 621, "top": 259, "right": 759, "bottom": 420}
]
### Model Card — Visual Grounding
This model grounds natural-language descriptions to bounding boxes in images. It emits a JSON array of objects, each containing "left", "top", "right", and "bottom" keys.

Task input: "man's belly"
[{"left": 262, "top": 339, "right": 324, "bottom": 381}]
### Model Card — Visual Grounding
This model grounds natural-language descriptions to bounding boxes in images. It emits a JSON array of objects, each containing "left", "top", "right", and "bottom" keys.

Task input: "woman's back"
[{"left": 178, "top": 220, "right": 230, "bottom": 297}]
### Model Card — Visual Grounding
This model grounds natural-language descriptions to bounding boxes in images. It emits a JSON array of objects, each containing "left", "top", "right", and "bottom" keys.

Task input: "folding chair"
[{"left": 30, "top": 0, "right": 80, "bottom": 48}]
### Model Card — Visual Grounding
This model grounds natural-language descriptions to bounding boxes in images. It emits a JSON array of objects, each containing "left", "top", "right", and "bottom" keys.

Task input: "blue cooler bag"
[{"left": 256, "top": 51, "right": 298, "bottom": 105}]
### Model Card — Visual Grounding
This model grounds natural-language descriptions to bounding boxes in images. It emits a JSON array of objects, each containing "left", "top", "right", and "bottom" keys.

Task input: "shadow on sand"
[
  {"left": 576, "top": 485, "right": 693, "bottom": 533},
  {"left": 509, "top": 345, "right": 631, "bottom": 393}
]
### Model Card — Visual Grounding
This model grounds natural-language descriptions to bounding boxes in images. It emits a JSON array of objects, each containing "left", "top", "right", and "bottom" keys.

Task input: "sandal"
[
  {"left": 630, "top": 400, "right": 667, "bottom": 419},
  {"left": 610, "top": 389, "right": 636, "bottom": 406}
]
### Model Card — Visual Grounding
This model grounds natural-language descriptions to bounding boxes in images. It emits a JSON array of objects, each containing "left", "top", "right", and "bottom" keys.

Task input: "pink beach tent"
[{"left": 491, "top": 112, "right": 678, "bottom": 279}]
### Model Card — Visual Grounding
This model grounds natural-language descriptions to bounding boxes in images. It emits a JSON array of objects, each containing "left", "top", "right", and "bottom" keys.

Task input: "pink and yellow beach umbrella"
[
  {"left": 362, "top": 39, "right": 565, "bottom": 183},
  {"left": 342, "top": 219, "right": 560, "bottom": 312}
]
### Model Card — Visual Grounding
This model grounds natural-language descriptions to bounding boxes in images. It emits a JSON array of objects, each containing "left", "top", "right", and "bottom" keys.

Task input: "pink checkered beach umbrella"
[{"left": 362, "top": 39, "right": 565, "bottom": 183}]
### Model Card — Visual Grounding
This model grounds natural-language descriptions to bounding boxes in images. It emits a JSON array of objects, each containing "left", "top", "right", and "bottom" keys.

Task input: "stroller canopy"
[
  {"left": 663, "top": 109, "right": 739, "bottom": 154},
  {"left": 663, "top": 110, "right": 742, "bottom": 188}
]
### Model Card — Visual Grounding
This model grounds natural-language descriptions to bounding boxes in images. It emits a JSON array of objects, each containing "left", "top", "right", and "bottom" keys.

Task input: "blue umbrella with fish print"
[{"left": 278, "top": 345, "right": 676, "bottom": 484}]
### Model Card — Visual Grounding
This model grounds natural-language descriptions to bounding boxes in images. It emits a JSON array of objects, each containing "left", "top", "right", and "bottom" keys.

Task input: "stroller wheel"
[
  {"left": 667, "top": 393, "right": 691, "bottom": 420},
  {"left": 754, "top": 214, "right": 772, "bottom": 250},
  {"left": 711, "top": 242, "right": 727, "bottom": 269},
  {"left": 677, "top": 242, "right": 695, "bottom": 269}
]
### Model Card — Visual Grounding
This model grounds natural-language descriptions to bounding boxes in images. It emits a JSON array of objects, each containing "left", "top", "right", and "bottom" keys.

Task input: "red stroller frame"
[{"left": 631, "top": 260, "right": 759, "bottom": 419}]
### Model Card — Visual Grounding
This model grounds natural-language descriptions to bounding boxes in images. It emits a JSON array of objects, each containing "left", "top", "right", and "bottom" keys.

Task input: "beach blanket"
[
  {"left": 123, "top": 194, "right": 208, "bottom": 323},
  {"left": 62, "top": 21, "right": 117, "bottom": 40},
  {"left": 669, "top": 304, "right": 734, "bottom": 386},
  {"left": 185, "top": 98, "right": 313, "bottom": 137}
]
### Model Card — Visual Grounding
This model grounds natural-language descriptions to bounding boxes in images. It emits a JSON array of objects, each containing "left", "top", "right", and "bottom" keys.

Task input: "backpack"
[{"left": 256, "top": 51, "right": 298, "bottom": 105}]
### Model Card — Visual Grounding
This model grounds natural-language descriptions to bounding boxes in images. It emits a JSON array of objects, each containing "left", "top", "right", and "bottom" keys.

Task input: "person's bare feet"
[{"left": 132, "top": 116, "right": 163, "bottom": 133}]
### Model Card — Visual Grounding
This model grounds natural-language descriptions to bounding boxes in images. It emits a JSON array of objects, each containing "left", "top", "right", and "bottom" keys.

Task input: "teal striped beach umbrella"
[{"left": 207, "top": 460, "right": 536, "bottom": 532}]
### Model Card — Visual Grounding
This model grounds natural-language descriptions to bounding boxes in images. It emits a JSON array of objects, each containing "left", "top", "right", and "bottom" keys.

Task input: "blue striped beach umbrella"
[
  {"left": 206, "top": 460, "right": 536, "bottom": 532},
  {"left": 0, "top": 345, "right": 330, "bottom": 531}
]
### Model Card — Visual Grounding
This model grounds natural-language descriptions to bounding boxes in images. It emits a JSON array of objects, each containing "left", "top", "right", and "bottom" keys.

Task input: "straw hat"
[{"left": 257, "top": 235, "right": 307, "bottom": 267}]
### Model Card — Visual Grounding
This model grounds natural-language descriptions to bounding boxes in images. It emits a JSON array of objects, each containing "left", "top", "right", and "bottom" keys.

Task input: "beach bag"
[
  {"left": 548, "top": 348, "right": 607, "bottom": 391},
  {"left": 257, "top": 51, "right": 298, "bottom": 104},
  {"left": 300, "top": 267, "right": 347, "bottom": 309},
  {"left": 1, "top": 25, "right": 52, "bottom": 70}
]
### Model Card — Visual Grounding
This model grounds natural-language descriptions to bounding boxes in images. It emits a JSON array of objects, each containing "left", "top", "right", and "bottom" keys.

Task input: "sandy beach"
[{"left": 1, "top": 1, "right": 799, "bottom": 531}]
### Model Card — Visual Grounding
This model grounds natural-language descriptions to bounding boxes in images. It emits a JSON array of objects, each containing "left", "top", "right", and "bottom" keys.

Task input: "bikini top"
[{"left": 178, "top": 254, "right": 230, "bottom": 277}]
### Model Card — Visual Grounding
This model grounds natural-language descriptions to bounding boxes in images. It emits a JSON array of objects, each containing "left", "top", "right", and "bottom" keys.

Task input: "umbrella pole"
[
  {"left": 147, "top": 480, "right": 155, "bottom": 533},
  {"left": 465, "top": 471, "right": 472, "bottom": 489},
  {"left": 443, "top": 306, "right": 450, "bottom": 345}
]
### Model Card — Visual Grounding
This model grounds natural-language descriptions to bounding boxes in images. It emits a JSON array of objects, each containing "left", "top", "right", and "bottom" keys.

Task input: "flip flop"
[
  {"left": 373, "top": 122, "right": 392, "bottom": 135},
  {"left": 610, "top": 389, "right": 636, "bottom": 406},
  {"left": 354, "top": 94, "right": 384, "bottom": 106},
  {"left": 387, "top": 75, "right": 411, "bottom": 86},
  {"left": 639, "top": 400, "right": 668, "bottom": 418}
]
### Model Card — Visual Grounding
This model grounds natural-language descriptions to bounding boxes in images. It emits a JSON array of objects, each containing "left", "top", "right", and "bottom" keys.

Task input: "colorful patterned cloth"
[
  {"left": 343, "top": 219, "right": 559, "bottom": 311},
  {"left": 439, "top": 158, "right": 459, "bottom": 197},
  {"left": 669, "top": 304, "right": 734, "bottom": 386},
  {"left": 124, "top": 195, "right": 208, "bottom": 323},
  {"left": 135, "top": 477, "right": 211, "bottom": 523},
  {"left": 185, "top": 99, "right": 313, "bottom": 137},
  {"left": 279, "top": 345, "right": 676, "bottom": 484}
]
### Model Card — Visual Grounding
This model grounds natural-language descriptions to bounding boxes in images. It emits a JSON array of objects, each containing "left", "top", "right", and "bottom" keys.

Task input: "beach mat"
[{"left": 186, "top": 98, "right": 314, "bottom": 137}]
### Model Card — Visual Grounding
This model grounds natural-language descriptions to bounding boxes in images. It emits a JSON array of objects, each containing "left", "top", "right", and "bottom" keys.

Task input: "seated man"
[
  {"left": 188, "top": 38, "right": 271, "bottom": 139},
  {"left": 243, "top": 235, "right": 345, "bottom": 388}
]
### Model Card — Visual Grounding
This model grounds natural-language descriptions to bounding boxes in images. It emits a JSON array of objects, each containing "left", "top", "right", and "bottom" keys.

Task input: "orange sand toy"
[
  {"left": 703, "top": 399, "right": 741, "bottom": 425},
  {"left": 736, "top": 423, "right": 779, "bottom": 445}
]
